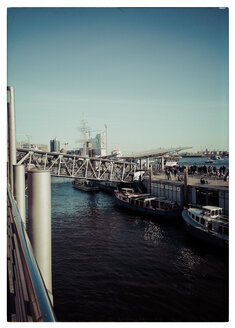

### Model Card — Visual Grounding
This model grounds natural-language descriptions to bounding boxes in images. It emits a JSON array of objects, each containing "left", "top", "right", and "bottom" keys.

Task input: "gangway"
[{"left": 17, "top": 148, "right": 136, "bottom": 182}]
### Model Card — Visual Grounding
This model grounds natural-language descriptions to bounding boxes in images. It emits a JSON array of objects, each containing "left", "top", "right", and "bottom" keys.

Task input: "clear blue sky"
[{"left": 7, "top": 7, "right": 229, "bottom": 154}]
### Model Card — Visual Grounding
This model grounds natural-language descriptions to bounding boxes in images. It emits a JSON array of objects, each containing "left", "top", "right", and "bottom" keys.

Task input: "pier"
[{"left": 144, "top": 171, "right": 229, "bottom": 215}]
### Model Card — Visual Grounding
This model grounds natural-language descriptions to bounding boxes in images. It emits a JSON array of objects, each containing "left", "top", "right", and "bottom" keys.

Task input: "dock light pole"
[
  {"left": 7, "top": 86, "right": 17, "bottom": 192},
  {"left": 13, "top": 164, "right": 26, "bottom": 228},
  {"left": 149, "top": 165, "right": 152, "bottom": 194},
  {"left": 184, "top": 167, "right": 188, "bottom": 206},
  {"left": 28, "top": 170, "right": 53, "bottom": 305}
]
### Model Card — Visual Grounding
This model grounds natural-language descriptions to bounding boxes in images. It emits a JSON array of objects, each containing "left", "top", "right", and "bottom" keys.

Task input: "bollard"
[
  {"left": 28, "top": 170, "right": 53, "bottom": 305},
  {"left": 13, "top": 164, "right": 26, "bottom": 228},
  {"left": 7, "top": 86, "right": 17, "bottom": 192}
]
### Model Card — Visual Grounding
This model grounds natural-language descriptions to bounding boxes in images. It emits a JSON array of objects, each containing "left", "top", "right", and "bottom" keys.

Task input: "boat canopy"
[
  {"left": 127, "top": 193, "right": 150, "bottom": 199},
  {"left": 202, "top": 205, "right": 222, "bottom": 211},
  {"left": 143, "top": 197, "right": 157, "bottom": 202}
]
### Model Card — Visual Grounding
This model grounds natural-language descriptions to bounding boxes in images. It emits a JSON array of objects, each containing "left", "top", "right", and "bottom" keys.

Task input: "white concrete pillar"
[
  {"left": 13, "top": 164, "right": 26, "bottom": 228},
  {"left": 28, "top": 170, "right": 53, "bottom": 304},
  {"left": 161, "top": 156, "right": 164, "bottom": 171},
  {"left": 146, "top": 157, "right": 150, "bottom": 170}
]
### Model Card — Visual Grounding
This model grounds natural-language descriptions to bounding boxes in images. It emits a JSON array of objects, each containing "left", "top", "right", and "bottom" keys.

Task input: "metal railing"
[{"left": 7, "top": 184, "right": 56, "bottom": 322}]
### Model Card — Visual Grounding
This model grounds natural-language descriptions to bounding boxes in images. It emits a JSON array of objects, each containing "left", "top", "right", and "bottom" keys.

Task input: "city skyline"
[{"left": 7, "top": 7, "right": 229, "bottom": 154}]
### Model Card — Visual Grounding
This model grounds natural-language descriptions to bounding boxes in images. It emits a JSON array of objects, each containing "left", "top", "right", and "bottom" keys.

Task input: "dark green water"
[{"left": 51, "top": 176, "right": 228, "bottom": 322}]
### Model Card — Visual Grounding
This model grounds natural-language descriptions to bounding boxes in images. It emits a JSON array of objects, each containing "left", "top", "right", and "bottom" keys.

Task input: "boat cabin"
[
  {"left": 129, "top": 195, "right": 178, "bottom": 210},
  {"left": 202, "top": 206, "right": 223, "bottom": 217},
  {"left": 187, "top": 206, "right": 228, "bottom": 236}
]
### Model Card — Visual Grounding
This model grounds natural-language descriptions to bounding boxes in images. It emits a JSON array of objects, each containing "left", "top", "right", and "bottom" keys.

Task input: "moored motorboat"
[
  {"left": 72, "top": 179, "right": 99, "bottom": 192},
  {"left": 182, "top": 206, "right": 228, "bottom": 248},
  {"left": 114, "top": 188, "right": 181, "bottom": 218},
  {"left": 164, "top": 156, "right": 181, "bottom": 167},
  {"left": 211, "top": 155, "right": 222, "bottom": 160}
]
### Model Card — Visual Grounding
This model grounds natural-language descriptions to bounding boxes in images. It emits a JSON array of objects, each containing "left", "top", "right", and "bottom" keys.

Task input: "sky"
[{"left": 7, "top": 7, "right": 229, "bottom": 154}]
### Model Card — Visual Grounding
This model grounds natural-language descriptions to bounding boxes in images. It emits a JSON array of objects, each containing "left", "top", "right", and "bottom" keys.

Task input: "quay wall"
[
  {"left": 146, "top": 180, "right": 184, "bottom": 206},
  {"left": 143, "top": 178, "right": 229, "bottom": 215},
  {"left": 188, "top": 184, "right": 229, "bottom": 215}
]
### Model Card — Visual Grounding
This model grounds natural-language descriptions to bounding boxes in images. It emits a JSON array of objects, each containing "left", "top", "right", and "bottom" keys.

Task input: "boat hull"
[
  {"left": 73, "top": 184, "right": 99, "bottom": 192},
  {"left": 182, "top": 210, "right": 228, "bottom": 248},
  {"left": 115, "top": 197, "right": 181, "bottom": 218}
]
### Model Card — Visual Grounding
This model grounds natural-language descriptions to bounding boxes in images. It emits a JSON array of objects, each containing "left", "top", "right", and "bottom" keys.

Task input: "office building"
[
  {"left": 50, "top": 137, "right": 60, "bottom": 152},
  {"left": 90, "top": 132, "right": 106, "bottom": 156}
]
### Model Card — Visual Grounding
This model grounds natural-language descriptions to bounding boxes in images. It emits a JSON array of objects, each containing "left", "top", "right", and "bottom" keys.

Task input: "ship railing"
[{"left": 7, "top": 184, "right": 56, "bottom": 322}]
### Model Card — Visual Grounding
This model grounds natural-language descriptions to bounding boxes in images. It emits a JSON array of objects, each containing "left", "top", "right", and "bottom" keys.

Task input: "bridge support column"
[
  {"left": 7, "top": 86, "right": 17, "bottom": 192},
  {"left": 28, "top": 170, "right": 53, "bottom": 305},
  {"left": 13, "top": 164, "right": 26, "bottom": 228}
]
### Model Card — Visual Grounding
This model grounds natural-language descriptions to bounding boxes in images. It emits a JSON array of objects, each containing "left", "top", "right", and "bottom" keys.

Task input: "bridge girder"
[{"left": 16, "top": 149, "right": 137, "bottom": 182}]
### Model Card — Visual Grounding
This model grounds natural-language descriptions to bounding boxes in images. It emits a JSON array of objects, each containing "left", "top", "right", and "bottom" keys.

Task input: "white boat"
[
  {"left": 211, "top": 155, "right": 222, "bottom": 160},
  {"left": 164, "top": 156, "right": 181, "bottom": 167},
  {"left": 182, "top": 206, "right": 228, "bottom": 248},
  {"left": 205, "top": 159, "right": 214, "bottom": 163},
  {"left": 72, "top": 179, "right": 99, "bottom": 192}
]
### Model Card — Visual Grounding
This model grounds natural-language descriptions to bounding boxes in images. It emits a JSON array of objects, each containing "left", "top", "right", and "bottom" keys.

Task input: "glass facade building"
[{"left": 50, "top": 138, "right": 60, "bottom": 152}]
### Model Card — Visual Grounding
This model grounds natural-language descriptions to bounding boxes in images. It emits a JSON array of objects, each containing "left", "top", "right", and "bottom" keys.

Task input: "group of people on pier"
[{"left": 164, "top": 165, "right": 229, "bottom": 181}]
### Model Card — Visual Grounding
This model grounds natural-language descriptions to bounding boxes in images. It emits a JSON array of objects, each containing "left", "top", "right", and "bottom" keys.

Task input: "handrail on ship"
[{"left": 7, "top": 184, "right": 56, "bottom": 322}]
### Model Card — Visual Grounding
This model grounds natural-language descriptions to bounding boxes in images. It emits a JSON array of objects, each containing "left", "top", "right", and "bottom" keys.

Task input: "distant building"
[
  {"left": 36, "top": 144, "right": 48, "bottom": 152},
  {"left": 17, "top": 141, "right": 30, "bottom": 149},
  {"left": 16, "top": 141, "right": 48, "bottom": 152},
  {"left": 90, "top": 132, "right": 106, "bottom": 156},
  {"left": 67, "top": 149, "right": 81, "bottom": 155},
  {"left": 50, "top": 138, "right": 60, "bottom": 152}
]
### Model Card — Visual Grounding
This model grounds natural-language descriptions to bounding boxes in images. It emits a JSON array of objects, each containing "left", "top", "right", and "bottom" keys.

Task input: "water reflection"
[
  {"left": 175, "top": 247, "right": 201, "bottom": 271},
  {"left": 143, "top": 220, "right": 164, "bottom": 243}
]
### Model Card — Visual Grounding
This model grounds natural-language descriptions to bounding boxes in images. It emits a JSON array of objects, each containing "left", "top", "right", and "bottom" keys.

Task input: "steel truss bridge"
[{"left": 17, "top": 149, "right": 137, "bottom": 182}]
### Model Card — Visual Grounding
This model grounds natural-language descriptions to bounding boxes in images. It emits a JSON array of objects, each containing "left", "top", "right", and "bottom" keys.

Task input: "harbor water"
[{"left": 51, "top": 158, "right": 228, "bottom": 322}]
